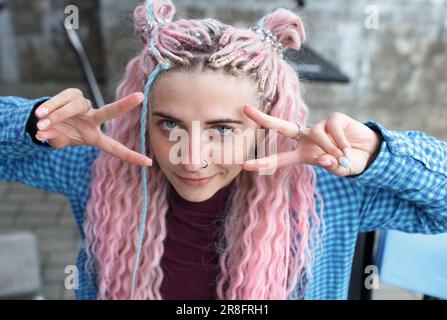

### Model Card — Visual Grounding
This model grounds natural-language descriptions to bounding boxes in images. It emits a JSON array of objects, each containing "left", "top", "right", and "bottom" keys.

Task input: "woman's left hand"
[{"left": 242, "top": 105, "right": 383, "bottom": 177}]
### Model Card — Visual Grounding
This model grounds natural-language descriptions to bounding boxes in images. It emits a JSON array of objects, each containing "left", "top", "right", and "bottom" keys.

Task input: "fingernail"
[
  {"left": 36, "top": 106, "right": 49, "bottom": 117},
  {"left": 37, "top": 119, "right": 51, "bottom": 130},
  {"left": 339, "top": 157, "right": 351, "bottom": 169},
  {"left": 318, "top": 159, "right": 332, "bottom": 167},
  {"left": 145, "top": 159, "right": 153, "bottom": 167},
  {"left": 343, "top": 147, "right": 352, "bottom": 158},
  {"left": 36, "top": 134, "right": 47, "bottom": 142}
]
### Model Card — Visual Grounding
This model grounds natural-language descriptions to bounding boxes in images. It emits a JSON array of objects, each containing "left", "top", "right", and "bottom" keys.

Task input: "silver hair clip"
[
  {"left": 250, "top": 27, "right": 284, "bottom": 59},
  {"left": 142, "top": 24, "right": 151, "bottom": 37},
  {"left": 142, "top": 18, "right": 170, "bottom": 37}
]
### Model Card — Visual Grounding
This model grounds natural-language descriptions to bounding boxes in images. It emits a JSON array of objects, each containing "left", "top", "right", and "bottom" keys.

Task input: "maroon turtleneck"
[{"left": 160, "top": 181, "right": 234, "bottom": 300}]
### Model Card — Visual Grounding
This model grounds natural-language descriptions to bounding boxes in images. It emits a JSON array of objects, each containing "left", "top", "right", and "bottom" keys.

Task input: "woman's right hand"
[{"left": 34, "top": 88, "right": 153, "bottom": 167}]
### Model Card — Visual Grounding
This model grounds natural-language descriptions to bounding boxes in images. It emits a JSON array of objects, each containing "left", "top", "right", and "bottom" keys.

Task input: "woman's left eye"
[{"left": 214, "top": 125, "right": 234, "bottom": 136}]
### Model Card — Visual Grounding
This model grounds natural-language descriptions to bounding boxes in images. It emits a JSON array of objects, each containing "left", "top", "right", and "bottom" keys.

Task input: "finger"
[
  {"left": 35, "top": 88, "right": 84, "bottom": 119},
  {"left": 92, "top": 92, "right": 144, "bottom": 125},
  {"left": 309, "top": 121, "right": 346, "bottom": 161},
  {"left": 96, "top": 134, "right": 153, "bottom": 167},
  {"left": 326, "top": 115, "right": 352, "bottom": 157},
  {"left": 242, "top": 150, "right": 301, "bottom": 171},
  {"left": 36, "top": 96, "right": 92, "bottom": 131},
  {"left": 242, "top": 148, "right": 353, "bottom": 172},
  {"left": 36, "top": 129, "right": 59, "bottom": 141},
  {"left": 243, "top": 105, "right": 310, "bottom": 140}
]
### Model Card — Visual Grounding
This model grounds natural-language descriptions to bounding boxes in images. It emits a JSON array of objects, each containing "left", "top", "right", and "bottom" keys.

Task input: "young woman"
[{"left": 1, "top": 0, "right": 446, "bottom": 300}]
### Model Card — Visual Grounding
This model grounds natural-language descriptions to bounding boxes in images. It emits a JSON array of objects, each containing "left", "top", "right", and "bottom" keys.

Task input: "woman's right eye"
[{"left": 160, "top": 120, "right": 178, "bottom": 131}]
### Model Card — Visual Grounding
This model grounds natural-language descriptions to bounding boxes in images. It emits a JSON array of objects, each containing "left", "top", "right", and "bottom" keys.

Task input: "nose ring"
[{"left": 202, "top": 160, "right": 208, "bottom": 168}]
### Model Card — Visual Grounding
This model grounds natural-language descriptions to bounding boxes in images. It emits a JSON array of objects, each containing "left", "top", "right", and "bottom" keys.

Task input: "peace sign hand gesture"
[
  {"left": 34, "top": 88, "right": 153, "bottom": 167},
  {"left": 242, "top": 105, "right": 382, "bottom": 177}
]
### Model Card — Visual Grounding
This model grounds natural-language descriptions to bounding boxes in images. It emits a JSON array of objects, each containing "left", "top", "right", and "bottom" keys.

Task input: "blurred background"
[{"left": 0, "top": 0, "right": 446, "bottom": 299}]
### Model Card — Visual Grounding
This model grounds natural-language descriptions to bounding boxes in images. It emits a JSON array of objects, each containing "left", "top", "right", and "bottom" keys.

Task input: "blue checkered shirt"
[{"left": 1, "top": 96, "right": 447, "bottom": 300}]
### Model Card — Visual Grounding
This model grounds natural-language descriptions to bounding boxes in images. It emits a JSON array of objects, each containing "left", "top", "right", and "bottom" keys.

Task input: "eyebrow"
[{"left": 152, "top": 111, "right": 245, "bottom": 125}]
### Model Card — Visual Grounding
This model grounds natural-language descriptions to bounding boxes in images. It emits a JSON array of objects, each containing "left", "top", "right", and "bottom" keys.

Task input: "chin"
[
  {"left": 181, "top": 190, "right": 214, "bottom": 202},
  {"left": 174, "top": 184, "right": 219, "bottom": 202},
  {"left": 166, "top": 173, "right": 223, "bottom": 202}
]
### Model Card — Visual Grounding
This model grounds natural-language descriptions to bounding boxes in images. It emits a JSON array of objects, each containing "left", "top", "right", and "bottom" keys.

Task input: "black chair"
[{"left": 348, "top": 231, "right": 376, "bottom": 299}]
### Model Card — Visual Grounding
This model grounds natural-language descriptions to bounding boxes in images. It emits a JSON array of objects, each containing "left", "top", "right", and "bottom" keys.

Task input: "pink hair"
[{"left": 83, "top": 0, "right": 323, "bottom": 300}]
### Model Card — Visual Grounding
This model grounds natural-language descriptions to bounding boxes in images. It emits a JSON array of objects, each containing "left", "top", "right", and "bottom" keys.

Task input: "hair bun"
[
  {"left": 148, "top": 0, "right": 176, "bottom": 24},
  {"left": 261, "top": 8, "right": 306, "bottom": 50},
  {"left": 135, "top": 0, "right": 176, "bottom": 44}
]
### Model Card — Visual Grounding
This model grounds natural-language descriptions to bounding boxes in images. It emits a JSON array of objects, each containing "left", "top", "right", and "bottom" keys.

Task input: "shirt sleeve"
[
  {"left": 25, "top": 97, "right": 53, "bottom": 147},
  {"left": 0, "top": 96, "right": 99, "bottom": 198},
  {"left": 345, "top": 120, "right": 447, "bottom": 234}
]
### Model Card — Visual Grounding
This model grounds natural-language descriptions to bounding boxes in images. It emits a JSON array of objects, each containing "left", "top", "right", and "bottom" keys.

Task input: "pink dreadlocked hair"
[{"left": 83, "top": 0, "right": 323, "bottom": 300}]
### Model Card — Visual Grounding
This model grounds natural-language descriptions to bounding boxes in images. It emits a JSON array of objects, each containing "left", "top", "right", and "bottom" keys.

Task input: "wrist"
[
  {"left": 365, "top": 130, "right": 383, "bottom": 169},
  {"left": 26, "top": 99, "right": 51, "bottom": 147}
]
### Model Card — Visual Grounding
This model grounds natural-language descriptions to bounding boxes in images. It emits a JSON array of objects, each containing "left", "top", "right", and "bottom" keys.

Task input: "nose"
[
  {"left": 183, "top": 159, "right": 208, "bottom": 172},
  {"left": 182, "top": 136, "right": 209, "bottom": 172}
]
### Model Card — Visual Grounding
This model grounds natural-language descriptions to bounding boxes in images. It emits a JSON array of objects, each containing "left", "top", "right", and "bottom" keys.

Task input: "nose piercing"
[
  {"left": 202, "top": 160, "right": 208, "bottom": 168},
  {"left": 292, "top": 122, "right": 302, "bottom": 141}
]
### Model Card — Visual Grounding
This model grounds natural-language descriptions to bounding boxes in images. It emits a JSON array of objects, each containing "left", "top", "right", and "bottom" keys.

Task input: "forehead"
[{"left": 150, "top": 69, "right": 261, "bottom": 120}]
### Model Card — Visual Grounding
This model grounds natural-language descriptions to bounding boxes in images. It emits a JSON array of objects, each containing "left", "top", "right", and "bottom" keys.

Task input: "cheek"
[
  {"left": 218, "top": 163, "right": 243, "bottom": 181},
  {"left": 149, "top": 130, "right": 173, "bottom": 166},
  {"left": 217, "top": 135, "right": 256, "bottom": 163}
]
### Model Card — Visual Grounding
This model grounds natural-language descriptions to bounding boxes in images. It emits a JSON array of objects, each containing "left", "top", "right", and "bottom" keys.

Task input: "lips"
[{"left": 176, "top": 174, "right": 217, "bottom": 186}]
